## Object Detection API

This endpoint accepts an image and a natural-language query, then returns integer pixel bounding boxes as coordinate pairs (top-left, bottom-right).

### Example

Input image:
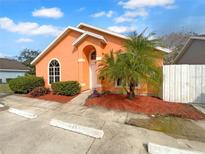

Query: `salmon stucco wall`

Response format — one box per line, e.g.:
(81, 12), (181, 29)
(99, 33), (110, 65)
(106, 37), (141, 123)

(35, 30), (82, 87)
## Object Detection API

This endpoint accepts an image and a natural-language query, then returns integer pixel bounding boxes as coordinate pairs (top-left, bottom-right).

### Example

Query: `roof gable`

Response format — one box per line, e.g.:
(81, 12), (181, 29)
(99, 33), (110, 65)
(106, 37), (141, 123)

(72, 31), (107, 46)
(174, 37), (205, 63)
(77, 23), (129, 40)
(31, 26), (84, 65)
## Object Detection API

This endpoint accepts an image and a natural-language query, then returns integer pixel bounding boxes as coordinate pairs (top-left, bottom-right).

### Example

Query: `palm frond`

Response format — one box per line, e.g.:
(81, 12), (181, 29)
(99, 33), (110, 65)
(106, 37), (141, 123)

(98, 30), (162, 98)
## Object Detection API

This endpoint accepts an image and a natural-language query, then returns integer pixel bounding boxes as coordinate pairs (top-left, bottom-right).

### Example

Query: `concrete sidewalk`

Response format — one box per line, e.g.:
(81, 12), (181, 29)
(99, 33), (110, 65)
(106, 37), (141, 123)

(0, 94), (205, 154)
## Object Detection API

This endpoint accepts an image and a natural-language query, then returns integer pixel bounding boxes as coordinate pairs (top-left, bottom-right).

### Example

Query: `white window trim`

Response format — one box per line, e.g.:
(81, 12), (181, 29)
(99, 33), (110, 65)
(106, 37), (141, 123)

(115, 80), (122, 88)
(48, 58), (61, 85)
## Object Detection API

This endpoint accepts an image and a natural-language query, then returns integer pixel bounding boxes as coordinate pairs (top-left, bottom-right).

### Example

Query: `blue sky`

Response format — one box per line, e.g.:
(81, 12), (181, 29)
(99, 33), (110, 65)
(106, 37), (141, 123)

(0, 0), (205, 58)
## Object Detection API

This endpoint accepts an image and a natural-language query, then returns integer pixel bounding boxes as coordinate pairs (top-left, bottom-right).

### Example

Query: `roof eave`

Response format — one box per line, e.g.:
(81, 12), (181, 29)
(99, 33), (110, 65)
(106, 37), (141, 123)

(31, 26), (85, 65)
(155, 46), (172, 53)
(72, 31), (107, 46)
(0, 69), (30, 72)
(77, 23), (129, 40)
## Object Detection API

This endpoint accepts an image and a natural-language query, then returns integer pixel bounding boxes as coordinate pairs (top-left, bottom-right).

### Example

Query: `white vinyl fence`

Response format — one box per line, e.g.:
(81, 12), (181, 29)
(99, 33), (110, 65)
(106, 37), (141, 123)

(163, 65), (205, 104)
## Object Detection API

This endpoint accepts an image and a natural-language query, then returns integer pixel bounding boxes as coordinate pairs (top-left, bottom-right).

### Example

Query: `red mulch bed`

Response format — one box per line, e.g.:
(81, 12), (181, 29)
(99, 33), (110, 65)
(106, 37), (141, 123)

(85, 94), (205, 120)
(27, 93), (76, 103)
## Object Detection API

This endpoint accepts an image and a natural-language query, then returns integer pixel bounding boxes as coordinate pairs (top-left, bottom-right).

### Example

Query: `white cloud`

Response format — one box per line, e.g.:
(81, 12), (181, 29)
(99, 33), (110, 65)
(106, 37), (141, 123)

(114, 9), (148, 23)
(0, 17), (63, 36)
(91, 10), (114, 18)
(107, 25), (136, 33)
(0, 53), (5, 58)
(32, 7), (63, 18)
(92, 11), (105, 18)
(114, 16), (134, 23)
(107, 10), (114, 17)
(76, 7), (86, 12)
(16, 38), (33, 43)
(124, 9), (148, 17)
(0, 52), (11, 58)
(119, 0), (175, 9)
(165, 5), (177, 9)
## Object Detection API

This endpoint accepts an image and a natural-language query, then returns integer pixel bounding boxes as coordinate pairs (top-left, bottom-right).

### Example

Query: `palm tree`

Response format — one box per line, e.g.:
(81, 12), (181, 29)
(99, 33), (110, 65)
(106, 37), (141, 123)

(98, 31), (162, 99)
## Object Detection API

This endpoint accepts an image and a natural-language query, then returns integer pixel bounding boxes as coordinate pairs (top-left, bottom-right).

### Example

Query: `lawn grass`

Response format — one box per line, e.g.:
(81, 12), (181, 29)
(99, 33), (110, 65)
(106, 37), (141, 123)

(126, 116), (205, 142)
(0, 84), (13, 94)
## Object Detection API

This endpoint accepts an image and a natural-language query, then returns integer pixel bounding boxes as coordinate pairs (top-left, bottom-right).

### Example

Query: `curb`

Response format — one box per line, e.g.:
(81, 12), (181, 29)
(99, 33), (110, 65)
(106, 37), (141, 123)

(50, 118), (104, 138)
(148, 142), (205, 154)
(8, 108), (38, 119)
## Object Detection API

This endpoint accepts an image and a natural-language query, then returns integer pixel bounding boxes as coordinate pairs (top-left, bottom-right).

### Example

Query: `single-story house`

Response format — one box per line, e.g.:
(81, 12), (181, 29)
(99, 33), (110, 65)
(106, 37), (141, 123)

(0, 58), (29, 83)
(174, 36), (205, 64)
(31, 23), (170, 95)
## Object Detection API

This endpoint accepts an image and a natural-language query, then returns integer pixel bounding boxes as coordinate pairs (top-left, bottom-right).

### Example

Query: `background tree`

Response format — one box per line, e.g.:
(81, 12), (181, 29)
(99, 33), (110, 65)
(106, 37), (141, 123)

(17, 49), (40, 75)
(160, 31), (197, 64)
(99, 32), (162, 99)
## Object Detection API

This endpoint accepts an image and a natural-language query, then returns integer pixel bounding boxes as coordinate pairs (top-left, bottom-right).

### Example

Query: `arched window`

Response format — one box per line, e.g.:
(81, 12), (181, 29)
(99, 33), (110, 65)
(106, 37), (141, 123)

(90, 51), (96, 60)
(49, 59), (60, 84)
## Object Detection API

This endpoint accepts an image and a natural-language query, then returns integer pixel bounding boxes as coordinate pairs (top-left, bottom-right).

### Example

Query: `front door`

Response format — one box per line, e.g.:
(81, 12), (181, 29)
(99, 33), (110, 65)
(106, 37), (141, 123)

(90, 51), (97, 89)
(90, 61), (97, 89)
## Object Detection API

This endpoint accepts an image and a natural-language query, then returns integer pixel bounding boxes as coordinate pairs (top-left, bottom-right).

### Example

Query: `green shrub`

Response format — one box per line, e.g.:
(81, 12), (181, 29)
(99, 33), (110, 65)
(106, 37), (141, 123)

(30, 86), (50, 97)
(9, 76), (44, 94)
(51, 81), (81, 96)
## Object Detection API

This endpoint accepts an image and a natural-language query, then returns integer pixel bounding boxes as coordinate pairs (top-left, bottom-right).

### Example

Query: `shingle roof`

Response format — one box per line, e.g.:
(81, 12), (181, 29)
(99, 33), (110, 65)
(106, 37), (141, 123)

(0, 58), (29, 71)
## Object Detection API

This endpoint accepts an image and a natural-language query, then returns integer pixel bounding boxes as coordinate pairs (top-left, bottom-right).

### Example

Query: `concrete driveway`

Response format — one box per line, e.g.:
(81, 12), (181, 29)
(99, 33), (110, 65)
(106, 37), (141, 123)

(0, 93), (205, 154)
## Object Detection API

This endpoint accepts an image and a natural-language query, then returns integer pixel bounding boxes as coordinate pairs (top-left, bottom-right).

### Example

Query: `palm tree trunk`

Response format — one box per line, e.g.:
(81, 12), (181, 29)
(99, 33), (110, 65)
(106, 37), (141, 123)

(127, 82), (135, 99)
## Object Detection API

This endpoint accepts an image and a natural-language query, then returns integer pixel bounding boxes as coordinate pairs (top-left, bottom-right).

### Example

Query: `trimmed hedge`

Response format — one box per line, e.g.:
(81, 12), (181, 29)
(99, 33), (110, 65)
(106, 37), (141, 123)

(9, 76), (44, 94)
(51, 81), (81, 96)
(30, 86), (50, 97)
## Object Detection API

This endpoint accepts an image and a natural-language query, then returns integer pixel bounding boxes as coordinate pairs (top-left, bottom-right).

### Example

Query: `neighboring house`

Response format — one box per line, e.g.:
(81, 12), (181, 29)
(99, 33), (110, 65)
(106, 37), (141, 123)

(163, 36), (205, 103)
(174, 37), (205, 64)
(31, 23), (169, 95)
(0, 58), (29, 83)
